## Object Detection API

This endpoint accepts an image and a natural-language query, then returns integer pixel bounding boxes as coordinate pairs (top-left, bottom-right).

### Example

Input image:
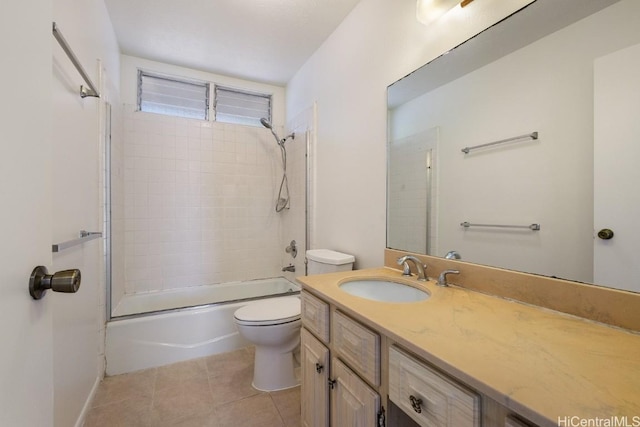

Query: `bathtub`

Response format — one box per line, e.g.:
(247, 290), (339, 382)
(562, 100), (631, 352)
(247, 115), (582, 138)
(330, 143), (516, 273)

(105, 277), (300, 375)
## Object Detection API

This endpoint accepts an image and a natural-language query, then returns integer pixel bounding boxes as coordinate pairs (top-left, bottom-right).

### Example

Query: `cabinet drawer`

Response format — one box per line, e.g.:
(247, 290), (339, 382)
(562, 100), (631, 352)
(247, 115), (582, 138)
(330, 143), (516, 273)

(301, 291), (330, 343)
(332, 311), (380, 386)
(389, 346), (481, 427)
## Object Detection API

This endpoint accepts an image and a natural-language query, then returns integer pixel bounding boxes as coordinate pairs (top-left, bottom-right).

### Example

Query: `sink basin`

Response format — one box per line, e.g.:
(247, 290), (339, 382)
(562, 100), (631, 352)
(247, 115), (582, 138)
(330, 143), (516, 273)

(339, 280), (430, 303)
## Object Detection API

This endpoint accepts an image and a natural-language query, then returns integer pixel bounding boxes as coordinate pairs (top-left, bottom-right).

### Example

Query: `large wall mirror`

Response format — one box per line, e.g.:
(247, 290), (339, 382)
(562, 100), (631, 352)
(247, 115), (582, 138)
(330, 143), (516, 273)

(387, 0), (640, 293)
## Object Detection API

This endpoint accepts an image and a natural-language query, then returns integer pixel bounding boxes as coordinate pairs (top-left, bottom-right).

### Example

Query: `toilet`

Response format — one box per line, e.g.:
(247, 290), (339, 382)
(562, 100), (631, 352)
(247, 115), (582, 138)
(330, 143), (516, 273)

(306, 249), (355, 275)
(233, 249), (354, 392)
(234, 296), (302, 391)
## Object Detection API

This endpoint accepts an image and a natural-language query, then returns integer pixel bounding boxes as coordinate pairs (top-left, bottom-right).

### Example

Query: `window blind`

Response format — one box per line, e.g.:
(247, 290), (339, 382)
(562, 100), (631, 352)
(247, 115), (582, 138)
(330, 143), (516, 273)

(138, 71), (209, 120)
(215, 86), (271, 127)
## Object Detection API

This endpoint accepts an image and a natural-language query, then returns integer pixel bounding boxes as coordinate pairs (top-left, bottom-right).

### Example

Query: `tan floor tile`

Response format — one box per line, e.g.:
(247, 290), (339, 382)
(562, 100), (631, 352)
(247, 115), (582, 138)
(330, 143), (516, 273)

(156, 357), (208, 391)
(85, 396), (152, 427)
(215, 394), (284, 427)
(205, 347), (253, 378)
(89, 348), (301, 427)
(209, 360), (262, 406)
(154, 409), (222, 427)
(92, 368), (157, 407)
(151, 377), (214, 425)
(271, 386), (301, 427)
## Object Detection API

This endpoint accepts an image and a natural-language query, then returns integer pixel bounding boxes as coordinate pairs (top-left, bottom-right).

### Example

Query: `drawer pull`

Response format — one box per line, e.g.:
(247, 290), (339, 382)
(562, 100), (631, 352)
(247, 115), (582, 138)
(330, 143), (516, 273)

(315, 363), (324, 373)
(328, 379), (337, 389)
(409, 395), (423, 414)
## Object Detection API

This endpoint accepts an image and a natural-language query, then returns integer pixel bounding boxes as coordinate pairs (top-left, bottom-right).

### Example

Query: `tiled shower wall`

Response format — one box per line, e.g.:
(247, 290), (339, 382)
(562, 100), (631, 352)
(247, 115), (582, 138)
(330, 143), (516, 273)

(121, 106), (287, 295)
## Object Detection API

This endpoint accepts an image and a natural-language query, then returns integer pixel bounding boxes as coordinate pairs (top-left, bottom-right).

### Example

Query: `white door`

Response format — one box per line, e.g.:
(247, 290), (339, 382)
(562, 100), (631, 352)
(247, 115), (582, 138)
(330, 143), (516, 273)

(0, 3), (54, 426)
(594, 42), (640, 293)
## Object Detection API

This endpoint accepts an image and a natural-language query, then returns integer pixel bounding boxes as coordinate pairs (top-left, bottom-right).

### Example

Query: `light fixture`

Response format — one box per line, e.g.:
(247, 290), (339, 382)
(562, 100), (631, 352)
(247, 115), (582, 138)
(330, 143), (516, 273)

(416, 0), (474, 26)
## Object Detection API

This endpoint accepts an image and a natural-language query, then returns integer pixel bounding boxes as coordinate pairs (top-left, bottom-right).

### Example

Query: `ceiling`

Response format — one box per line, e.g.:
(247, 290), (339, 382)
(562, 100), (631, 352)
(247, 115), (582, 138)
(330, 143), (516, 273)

(104, 0), (362, 86)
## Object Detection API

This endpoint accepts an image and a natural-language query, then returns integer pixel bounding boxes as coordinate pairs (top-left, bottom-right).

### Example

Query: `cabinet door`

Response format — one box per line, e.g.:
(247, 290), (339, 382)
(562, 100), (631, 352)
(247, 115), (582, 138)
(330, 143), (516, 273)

(301, 328), (330, 427)
(331, 358), (380, 427)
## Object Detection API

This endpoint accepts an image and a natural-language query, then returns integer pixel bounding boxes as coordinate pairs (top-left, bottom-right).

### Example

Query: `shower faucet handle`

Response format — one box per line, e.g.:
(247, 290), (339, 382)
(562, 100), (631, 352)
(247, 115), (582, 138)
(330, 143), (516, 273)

(285, 240), (297, 258)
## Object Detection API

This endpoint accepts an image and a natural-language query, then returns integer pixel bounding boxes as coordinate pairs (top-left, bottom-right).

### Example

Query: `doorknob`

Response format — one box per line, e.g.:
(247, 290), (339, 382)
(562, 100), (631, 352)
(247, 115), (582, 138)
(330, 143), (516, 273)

(29, 266), (81, 300)
(597, 229), (614, 240)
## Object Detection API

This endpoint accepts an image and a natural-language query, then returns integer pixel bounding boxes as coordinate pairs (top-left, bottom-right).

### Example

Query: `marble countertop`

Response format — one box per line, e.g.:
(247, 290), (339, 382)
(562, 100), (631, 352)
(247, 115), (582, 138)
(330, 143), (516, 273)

(297, 267), (640, 427)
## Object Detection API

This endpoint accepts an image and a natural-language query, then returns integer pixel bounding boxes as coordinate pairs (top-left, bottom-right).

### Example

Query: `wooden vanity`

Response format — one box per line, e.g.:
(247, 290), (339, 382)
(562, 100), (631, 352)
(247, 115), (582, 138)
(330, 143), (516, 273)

(296, 250), (640, 427)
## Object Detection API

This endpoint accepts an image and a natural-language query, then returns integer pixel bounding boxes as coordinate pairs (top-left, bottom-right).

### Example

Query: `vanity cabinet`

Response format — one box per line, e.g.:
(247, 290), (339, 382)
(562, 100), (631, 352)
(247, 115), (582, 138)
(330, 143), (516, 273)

(300, 291), (382, 427)
(300, 289), (540, 427)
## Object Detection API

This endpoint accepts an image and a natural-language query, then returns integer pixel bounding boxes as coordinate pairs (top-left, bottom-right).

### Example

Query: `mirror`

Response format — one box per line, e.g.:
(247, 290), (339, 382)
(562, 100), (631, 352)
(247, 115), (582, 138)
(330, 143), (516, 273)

(387, 0), (640, 292)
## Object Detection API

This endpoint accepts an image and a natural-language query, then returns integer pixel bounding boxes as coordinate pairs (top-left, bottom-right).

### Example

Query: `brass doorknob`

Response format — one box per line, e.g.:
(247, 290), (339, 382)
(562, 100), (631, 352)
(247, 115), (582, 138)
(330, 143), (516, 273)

(597, 229), (614, 240)
(29, 266), (81, 300)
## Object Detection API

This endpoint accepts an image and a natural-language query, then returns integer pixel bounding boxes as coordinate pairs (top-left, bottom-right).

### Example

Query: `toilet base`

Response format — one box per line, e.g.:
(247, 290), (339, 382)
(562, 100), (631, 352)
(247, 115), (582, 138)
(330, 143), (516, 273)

(252, 346), (299, 392)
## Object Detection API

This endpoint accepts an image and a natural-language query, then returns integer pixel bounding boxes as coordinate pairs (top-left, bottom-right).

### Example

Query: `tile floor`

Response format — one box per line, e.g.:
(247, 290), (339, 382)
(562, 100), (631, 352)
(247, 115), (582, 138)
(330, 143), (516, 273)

(85, 346), (300, 426)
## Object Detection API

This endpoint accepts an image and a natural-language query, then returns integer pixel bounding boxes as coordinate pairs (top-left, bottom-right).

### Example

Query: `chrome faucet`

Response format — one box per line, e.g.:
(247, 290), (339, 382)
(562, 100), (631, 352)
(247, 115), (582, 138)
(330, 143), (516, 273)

(282, 264), (295, 272)
(437, 269), (460, 287)
(396, 255), (427, 281)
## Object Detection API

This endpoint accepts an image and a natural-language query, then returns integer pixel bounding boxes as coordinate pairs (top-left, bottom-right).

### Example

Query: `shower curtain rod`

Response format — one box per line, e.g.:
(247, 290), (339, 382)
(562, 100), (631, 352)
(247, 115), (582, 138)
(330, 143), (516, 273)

(52, 22), (100, 98)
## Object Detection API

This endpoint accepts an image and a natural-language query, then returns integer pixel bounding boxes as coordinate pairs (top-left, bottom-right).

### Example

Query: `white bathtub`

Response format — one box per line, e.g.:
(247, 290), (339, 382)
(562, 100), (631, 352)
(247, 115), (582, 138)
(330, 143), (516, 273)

(105, 277), (300, 375)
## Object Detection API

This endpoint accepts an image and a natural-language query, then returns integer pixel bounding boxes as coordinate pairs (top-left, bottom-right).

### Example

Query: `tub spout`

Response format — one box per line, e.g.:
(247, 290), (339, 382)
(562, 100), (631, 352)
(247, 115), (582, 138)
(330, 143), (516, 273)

(282, 264), (295, 272)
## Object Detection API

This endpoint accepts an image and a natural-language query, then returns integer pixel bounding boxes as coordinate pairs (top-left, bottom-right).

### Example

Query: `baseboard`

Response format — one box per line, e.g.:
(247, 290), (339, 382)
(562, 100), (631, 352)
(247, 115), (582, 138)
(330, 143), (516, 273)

(74, 375), (101, 427)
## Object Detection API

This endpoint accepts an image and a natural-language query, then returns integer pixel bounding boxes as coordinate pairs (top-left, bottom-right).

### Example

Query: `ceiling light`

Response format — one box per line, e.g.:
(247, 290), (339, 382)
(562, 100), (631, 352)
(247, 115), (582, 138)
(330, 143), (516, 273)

(416, 0), (461, 26)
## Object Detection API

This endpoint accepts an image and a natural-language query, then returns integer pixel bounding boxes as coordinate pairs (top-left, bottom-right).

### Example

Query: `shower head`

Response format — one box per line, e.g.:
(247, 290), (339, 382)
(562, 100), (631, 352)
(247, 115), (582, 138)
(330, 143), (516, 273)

(260, 117), (286, 145)
(260, 118), (272, 129)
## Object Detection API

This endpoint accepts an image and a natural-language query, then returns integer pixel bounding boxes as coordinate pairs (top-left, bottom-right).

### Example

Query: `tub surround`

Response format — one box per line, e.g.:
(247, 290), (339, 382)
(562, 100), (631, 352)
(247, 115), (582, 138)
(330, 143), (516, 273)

(296, 250), (640, 426)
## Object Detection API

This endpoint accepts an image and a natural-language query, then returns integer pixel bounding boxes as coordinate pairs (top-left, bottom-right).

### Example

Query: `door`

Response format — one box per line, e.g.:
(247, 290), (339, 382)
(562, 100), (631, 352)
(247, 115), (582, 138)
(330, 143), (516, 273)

(331, 358), (380, 427)
(301, 328), (330, 427)
(0, 2), (54, 425)
(594, 42), (640, 292)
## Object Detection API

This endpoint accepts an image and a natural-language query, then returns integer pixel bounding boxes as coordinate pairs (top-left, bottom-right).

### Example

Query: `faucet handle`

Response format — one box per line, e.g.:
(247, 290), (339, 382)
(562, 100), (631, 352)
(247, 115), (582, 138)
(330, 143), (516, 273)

(437, 269), (460, 287)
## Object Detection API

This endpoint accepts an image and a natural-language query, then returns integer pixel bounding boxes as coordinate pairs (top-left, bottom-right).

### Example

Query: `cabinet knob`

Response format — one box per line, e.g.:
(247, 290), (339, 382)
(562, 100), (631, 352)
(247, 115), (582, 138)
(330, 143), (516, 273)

(315, 363), (324, 374)
(328, 379), (336, 389)
(29, 266), (81, 300)
(409, 395), (423, 413)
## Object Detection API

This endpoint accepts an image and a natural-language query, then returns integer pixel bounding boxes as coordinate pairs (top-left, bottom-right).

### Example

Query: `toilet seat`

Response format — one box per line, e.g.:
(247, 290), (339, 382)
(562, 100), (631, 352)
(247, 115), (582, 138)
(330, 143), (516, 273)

(234, 296), (301, 326)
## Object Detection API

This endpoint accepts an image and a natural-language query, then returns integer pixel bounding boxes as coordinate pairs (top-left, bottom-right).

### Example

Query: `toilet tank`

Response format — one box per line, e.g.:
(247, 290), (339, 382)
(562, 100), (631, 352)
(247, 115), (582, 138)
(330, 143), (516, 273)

(306, 249), (355, 275)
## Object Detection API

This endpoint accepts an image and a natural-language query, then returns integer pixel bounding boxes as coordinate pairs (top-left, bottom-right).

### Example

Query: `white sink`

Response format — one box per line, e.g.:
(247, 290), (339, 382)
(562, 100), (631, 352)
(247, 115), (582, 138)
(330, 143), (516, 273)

(339, 279), (430, 303)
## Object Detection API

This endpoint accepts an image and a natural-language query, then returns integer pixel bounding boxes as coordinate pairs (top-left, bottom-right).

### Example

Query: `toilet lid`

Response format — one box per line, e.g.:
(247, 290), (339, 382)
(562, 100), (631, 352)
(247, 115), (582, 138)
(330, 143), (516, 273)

(234, 296), (301, 325)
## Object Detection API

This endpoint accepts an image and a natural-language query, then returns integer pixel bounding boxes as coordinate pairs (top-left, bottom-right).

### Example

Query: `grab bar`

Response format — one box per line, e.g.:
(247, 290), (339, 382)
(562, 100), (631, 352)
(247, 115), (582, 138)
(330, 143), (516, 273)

(461, 222), (541, 231)
(52, 22), (100, 98)
(52, 230), (103, 253)
(461, 132), (538, 154)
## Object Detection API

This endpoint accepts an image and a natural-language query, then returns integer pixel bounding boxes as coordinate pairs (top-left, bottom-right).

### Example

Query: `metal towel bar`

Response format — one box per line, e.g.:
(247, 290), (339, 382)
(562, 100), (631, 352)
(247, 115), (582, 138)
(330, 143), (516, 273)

(52, 230), (103, 253)
(461, 222), (541, 231)
(461, 132), (538, 154)
(52, 22), (100, 98)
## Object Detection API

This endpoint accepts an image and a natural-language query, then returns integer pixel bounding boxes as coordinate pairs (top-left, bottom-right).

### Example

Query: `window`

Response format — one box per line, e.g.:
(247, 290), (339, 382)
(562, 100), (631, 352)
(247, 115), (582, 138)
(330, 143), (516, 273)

(214, 86), (272, 127)
(137, 70), (209, 120)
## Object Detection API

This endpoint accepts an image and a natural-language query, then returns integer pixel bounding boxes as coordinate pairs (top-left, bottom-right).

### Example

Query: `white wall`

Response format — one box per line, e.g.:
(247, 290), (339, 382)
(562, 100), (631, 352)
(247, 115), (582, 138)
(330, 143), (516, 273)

(51, 0), (120, 426)
(286, 0), (533, 269)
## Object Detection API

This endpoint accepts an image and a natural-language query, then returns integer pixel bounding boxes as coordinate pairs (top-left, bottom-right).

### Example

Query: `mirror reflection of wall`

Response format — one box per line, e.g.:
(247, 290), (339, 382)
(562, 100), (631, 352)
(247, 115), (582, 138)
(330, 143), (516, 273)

(387, 0), (640, 288)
